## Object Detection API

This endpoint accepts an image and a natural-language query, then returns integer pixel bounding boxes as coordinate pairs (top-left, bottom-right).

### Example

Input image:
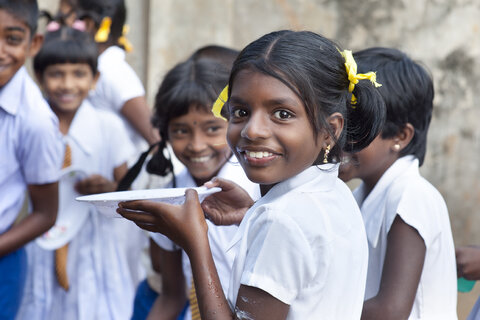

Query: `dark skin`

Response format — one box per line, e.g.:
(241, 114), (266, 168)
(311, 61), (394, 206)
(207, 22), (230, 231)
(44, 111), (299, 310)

(0, 183), (58, 257)
(456, 246), (480, 280)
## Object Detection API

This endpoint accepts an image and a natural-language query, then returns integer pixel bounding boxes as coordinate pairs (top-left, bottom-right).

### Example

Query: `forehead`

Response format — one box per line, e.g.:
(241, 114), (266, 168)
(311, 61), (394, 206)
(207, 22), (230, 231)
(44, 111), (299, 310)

(170, 105), (223, 125)
(0, 9), (30, 35)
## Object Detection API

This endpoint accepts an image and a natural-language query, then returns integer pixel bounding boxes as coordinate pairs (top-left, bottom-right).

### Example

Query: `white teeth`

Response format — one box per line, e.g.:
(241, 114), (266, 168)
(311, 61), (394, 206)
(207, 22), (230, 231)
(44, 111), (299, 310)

(245, 151), (273, 159)
(191, 156), (210, 163)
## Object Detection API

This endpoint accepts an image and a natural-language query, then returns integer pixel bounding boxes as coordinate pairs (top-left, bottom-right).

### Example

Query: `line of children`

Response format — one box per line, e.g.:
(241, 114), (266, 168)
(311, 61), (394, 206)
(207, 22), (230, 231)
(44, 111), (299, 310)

(117, 30), (387, 319)
(339, 47), (458, 319)
(0, 1), (63, 319)
(16, 25), (140, 320)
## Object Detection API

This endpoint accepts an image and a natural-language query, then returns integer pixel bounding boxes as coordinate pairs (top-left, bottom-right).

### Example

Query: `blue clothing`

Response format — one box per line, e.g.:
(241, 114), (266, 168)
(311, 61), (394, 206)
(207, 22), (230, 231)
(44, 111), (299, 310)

(131, 279), (188, 320)
(0, 247), (27, 319)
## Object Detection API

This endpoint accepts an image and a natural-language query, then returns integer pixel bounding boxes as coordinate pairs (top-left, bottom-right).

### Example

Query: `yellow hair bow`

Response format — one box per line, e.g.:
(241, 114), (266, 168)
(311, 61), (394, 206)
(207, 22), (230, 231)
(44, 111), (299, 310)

(212, 85), (229, 121)
(118, 24), (133, 52)
(338, 49), (382, 105)
(95, 17), (111, 43)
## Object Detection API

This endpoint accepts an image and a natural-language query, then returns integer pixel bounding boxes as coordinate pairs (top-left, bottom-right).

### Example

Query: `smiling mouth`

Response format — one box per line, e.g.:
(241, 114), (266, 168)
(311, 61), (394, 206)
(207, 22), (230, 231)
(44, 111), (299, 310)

(245, 151), (274, 159)
(190, 155), (212, 163)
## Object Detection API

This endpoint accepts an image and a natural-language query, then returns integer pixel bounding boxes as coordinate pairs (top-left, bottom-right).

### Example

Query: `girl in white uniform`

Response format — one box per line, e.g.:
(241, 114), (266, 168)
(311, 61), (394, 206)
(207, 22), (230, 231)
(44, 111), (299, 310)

(117, 30), (386, 319)
(339, 48), (457, 319)
(17, 26), (138, 320)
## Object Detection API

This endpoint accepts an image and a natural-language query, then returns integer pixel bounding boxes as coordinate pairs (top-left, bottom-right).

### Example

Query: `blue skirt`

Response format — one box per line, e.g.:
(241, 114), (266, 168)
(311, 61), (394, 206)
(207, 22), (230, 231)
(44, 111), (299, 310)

(0, 247), (27, 320)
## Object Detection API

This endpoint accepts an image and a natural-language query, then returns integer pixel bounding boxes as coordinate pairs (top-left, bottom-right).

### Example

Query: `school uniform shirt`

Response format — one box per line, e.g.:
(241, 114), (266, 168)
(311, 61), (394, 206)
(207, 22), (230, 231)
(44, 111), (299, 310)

(150, 157), (260, 320)
(353, 155), (457, 319)
(228, 165), (369, 319)
(0, 66), (63, 234)
(17, 101), (141, 320)
(87, 45), (147, 150)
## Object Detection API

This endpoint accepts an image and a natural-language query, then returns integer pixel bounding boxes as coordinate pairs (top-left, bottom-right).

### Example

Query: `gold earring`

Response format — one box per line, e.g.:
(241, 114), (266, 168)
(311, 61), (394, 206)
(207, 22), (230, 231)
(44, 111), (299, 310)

(323, 145), (331, 164)
(393, 143), (401, 151)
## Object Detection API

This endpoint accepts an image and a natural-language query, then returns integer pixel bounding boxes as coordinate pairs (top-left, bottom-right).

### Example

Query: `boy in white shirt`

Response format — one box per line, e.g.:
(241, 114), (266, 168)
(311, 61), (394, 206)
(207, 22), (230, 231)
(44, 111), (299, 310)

(339, 47), (457, 319)
(0, 1), (63, 318)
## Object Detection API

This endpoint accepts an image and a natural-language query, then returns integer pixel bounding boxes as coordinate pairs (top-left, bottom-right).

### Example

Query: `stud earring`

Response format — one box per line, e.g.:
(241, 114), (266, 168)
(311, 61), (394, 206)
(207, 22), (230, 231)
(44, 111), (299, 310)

(393, 143), (401, 151)
(323, 145), (331, 164)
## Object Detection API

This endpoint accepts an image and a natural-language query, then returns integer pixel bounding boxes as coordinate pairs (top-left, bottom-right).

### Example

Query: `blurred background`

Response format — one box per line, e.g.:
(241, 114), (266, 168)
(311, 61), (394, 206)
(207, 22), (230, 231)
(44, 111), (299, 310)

(37, 0), (480, 318)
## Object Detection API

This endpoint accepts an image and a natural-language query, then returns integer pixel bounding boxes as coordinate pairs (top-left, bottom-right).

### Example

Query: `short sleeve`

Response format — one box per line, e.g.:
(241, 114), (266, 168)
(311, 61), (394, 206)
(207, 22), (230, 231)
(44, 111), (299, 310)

(150, 232), (180, 251)
(240, 210), (317, 304)
(19, 107), (63, 185)
(97, 61), (145, 112)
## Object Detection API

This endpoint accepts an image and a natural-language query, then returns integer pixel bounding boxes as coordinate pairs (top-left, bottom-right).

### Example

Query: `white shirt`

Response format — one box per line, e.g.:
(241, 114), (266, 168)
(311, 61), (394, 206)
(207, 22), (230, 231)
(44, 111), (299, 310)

(87, 46), (146, 149)
(0, 67), (63, 234)
(228, 165), (368, 319)
(18, 101), (140, 320)
(151, 157), (260, 320)
(354, 156), (457, 320)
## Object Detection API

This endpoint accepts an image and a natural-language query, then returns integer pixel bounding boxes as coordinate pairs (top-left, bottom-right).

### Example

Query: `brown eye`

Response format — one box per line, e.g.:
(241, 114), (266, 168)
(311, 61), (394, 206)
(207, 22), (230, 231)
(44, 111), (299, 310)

(273, 110), (293, 120)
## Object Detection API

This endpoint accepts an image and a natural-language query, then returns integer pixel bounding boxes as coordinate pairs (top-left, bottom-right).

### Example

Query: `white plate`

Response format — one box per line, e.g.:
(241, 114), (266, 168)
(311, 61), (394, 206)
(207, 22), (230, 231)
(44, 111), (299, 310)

(36, 167), (90, 250)
(76, 186), (221, 218)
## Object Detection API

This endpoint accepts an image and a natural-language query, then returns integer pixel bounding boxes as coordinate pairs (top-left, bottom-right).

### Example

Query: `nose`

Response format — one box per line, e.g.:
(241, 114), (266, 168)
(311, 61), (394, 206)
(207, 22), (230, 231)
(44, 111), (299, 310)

(187, 132), (207, 153)
(62, 74), (75, 90)
(240, 111), (270, 141)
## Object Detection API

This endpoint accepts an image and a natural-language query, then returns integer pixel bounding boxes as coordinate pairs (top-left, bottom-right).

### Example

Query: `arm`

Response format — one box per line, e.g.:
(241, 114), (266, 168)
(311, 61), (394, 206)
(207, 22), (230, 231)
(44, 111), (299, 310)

(75, 162), (128, 195)
(361, 215), (426, 320)
(456, 246), (480, 280)
(0, 182), (58, 256)
(121, 96), (160, 145)
(118, 190), (290, 320)
(147, 239), (187, 320)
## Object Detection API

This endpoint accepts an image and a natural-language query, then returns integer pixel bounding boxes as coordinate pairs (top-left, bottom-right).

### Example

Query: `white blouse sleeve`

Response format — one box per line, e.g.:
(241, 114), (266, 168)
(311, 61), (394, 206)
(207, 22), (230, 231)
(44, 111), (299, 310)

(239, 209), (318, 304)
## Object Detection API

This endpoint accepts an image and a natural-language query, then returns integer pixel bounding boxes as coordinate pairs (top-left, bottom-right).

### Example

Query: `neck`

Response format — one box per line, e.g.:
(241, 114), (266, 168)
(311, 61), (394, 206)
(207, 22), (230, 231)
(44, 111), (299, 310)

(51, 104), (77, 135)
(362, 156), (399, 198)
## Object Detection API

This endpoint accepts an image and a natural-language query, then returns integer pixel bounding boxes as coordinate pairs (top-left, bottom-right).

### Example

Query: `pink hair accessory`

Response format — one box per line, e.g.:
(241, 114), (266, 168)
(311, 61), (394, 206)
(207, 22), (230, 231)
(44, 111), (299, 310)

(71, 20), (86, 32)
(46, 21), (61, 32)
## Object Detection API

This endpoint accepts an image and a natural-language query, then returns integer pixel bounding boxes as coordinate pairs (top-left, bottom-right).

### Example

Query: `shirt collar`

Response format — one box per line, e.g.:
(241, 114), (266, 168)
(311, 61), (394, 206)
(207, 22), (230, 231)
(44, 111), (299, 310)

(99, 46), (125, 64)
(355, 155), (418, 247)
(227, 164), (339, 250)
(0, 66), (27, 115)
(66, 100), (97, 155)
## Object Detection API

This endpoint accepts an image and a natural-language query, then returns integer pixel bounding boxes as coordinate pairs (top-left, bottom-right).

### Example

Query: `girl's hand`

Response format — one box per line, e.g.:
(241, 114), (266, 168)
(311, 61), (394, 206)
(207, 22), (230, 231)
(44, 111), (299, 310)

(75, 174), (117, 195)
(456, 246), (480, 280)
(202, 177), (254, 226)
(117, 189), (208, 253)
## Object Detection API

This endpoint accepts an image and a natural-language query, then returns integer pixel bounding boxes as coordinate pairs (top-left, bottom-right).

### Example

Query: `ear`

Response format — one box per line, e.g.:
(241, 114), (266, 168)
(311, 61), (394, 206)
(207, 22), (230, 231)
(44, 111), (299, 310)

(28, 34), (44, 58)
(391, 123), (415, 152)
(321, 112), (344, 148)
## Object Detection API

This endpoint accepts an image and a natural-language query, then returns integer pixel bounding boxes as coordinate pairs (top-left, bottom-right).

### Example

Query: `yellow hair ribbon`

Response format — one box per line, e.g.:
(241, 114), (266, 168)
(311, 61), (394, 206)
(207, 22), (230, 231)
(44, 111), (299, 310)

(118, 24), (133, 52)
(95, 17), (112, 43)
(212, 85), (229, 121)
(338, 49), (382, 105)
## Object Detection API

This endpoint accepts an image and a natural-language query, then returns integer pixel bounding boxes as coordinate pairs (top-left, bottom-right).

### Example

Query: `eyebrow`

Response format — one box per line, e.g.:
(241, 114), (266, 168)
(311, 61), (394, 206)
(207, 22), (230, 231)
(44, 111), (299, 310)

(5, 26), (27, 33)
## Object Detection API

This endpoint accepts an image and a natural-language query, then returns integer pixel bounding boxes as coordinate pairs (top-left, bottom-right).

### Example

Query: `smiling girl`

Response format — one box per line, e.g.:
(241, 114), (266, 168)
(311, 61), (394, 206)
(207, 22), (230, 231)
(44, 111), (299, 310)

(118, 30), (385, 319)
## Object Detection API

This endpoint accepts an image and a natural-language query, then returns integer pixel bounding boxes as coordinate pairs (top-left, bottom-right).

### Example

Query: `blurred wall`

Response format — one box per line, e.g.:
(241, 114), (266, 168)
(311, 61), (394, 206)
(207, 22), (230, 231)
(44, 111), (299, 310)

(37, 0), (480, 318)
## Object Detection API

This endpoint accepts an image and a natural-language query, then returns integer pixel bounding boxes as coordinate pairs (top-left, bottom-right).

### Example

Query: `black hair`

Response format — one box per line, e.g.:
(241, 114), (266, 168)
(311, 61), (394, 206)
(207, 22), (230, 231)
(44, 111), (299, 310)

(74, 0), (126, 47)
(354, 47), (434, 166)
(227, 30), (386, 163)
(191, 45), (239, 70)
(33, 27), (98, 76)
(0, 0), (39, 34)
(146, 57), (231, 177)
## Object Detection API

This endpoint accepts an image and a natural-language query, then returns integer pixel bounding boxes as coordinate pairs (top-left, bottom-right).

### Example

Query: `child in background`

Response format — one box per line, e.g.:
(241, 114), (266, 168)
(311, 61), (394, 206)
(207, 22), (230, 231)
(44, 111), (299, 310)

(118, 30), (386, 319)
(131, 51), (260, 320)
(58, 0), (159, 150)
(17, 26), (138, 320)
(339, 47), (457, 319)
(0, 0), (63, 318)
